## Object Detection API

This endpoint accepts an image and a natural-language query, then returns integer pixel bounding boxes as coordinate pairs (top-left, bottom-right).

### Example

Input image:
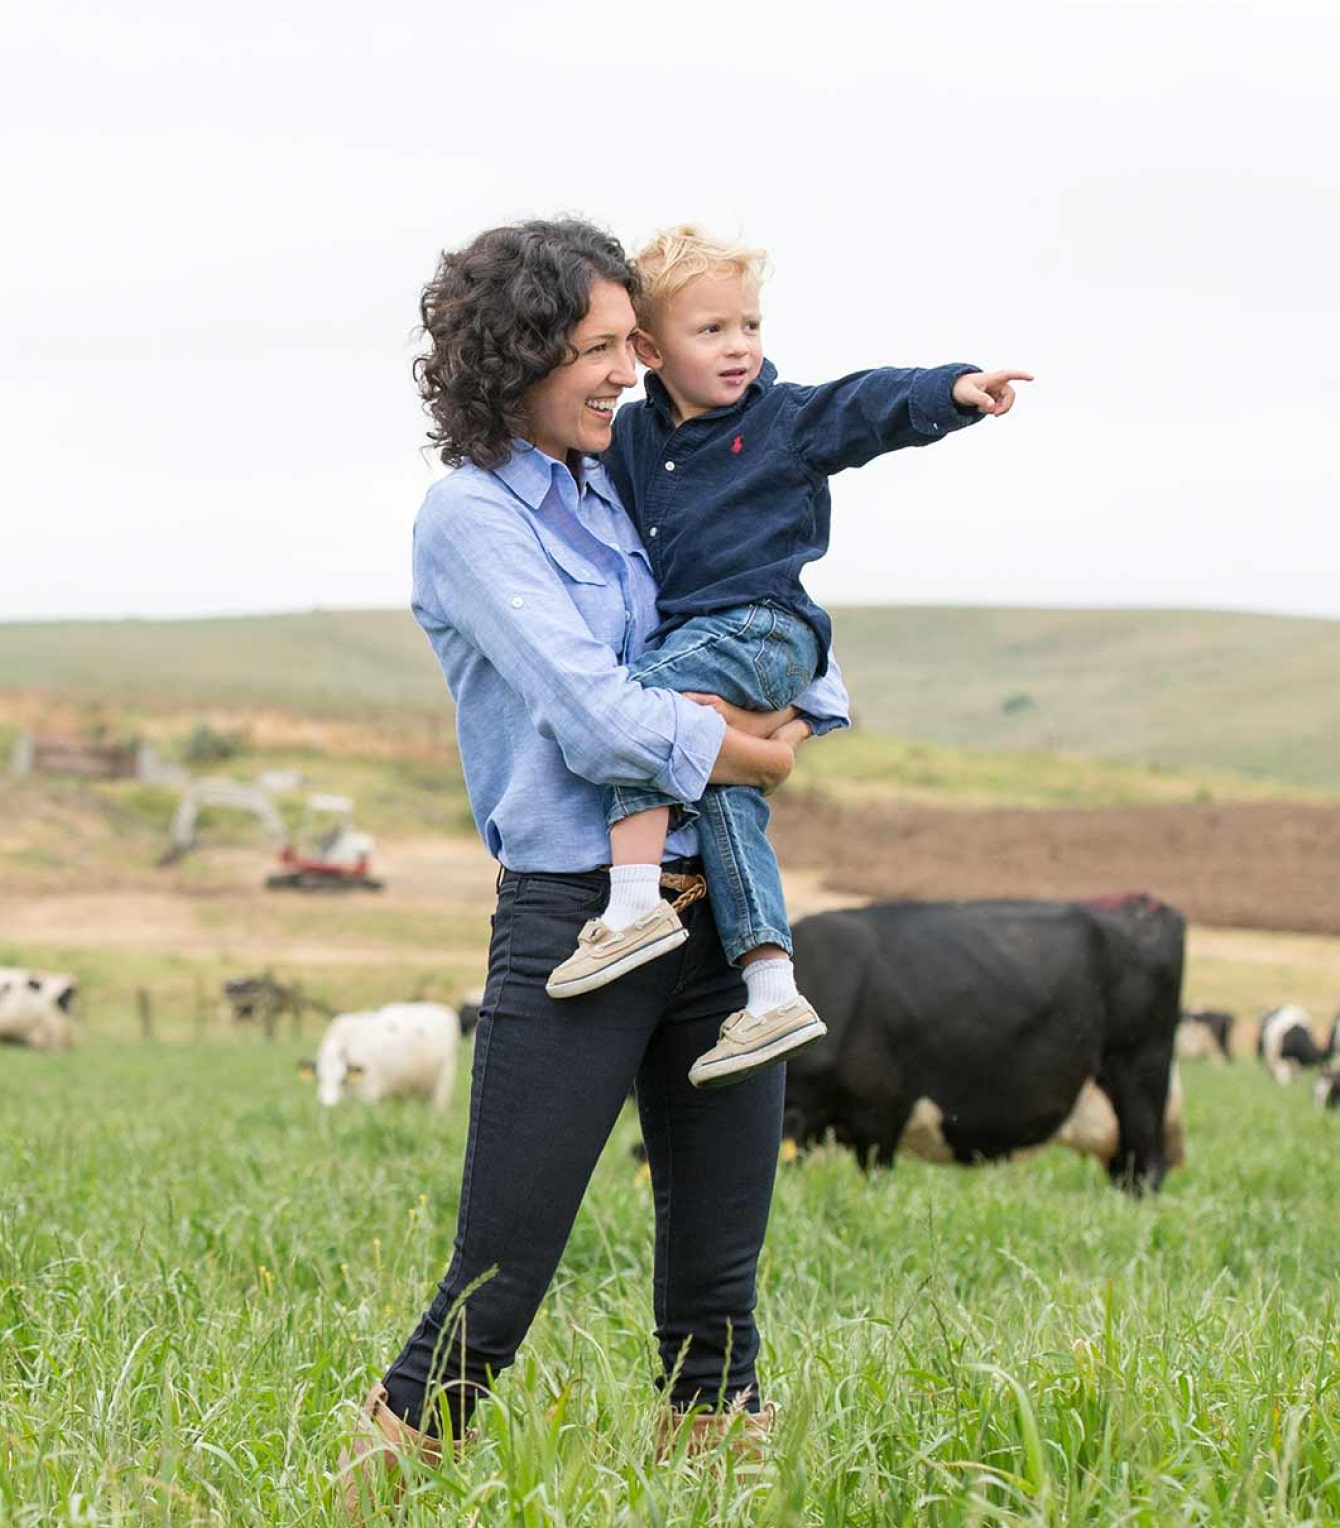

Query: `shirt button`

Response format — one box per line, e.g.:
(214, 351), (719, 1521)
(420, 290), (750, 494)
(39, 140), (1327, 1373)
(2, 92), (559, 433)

(510, 596), (524, 609)
(648, 526), (658, 538)
(664, 461), (675, 472)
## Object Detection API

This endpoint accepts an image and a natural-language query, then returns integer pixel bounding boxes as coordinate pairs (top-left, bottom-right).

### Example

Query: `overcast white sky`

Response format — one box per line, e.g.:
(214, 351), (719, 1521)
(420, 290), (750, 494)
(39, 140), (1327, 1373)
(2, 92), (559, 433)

(2, 0), (1337, 622)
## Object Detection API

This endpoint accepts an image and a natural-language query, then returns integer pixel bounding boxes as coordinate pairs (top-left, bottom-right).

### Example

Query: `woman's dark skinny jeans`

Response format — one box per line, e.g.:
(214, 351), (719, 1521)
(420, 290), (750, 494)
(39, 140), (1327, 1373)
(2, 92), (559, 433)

(381, 863), (785, 1438)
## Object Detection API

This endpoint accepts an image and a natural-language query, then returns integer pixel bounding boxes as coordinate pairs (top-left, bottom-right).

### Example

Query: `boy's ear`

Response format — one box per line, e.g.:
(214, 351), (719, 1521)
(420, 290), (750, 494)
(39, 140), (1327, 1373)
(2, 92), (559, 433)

(632, 330), (664, 371)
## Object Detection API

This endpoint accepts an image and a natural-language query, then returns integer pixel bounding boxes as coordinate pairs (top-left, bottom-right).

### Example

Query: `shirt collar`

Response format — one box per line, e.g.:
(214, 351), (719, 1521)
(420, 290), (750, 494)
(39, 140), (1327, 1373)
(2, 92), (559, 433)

(494, 440), (584, 509)
(495, 440), (614, 511)
(644, 358), (778, 426)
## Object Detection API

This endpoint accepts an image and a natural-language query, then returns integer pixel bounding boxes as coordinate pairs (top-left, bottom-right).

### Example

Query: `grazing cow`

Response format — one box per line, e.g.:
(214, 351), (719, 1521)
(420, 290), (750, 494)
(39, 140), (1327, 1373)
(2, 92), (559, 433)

(456, 986), (484, 1039)
(222, 973), (333, 1037)
(785, 894), (1185, 1192)
(1176, 1008), (1235, 1063)
(1313, 1027), (1340, 1108)
(0, 967), (79, 1050)
(1257, 1005), (1337, 1085)
(301, 1002), (460, 1110)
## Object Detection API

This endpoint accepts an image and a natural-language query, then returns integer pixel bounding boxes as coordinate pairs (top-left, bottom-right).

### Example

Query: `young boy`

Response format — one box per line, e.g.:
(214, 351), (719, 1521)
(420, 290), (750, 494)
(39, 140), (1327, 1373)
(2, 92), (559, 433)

(546, 225), (1030, 1087)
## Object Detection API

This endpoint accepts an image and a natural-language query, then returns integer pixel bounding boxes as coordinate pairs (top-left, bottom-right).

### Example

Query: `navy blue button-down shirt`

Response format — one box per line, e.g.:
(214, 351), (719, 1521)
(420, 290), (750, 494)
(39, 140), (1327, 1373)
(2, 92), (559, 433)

(606, 359), (982, 670)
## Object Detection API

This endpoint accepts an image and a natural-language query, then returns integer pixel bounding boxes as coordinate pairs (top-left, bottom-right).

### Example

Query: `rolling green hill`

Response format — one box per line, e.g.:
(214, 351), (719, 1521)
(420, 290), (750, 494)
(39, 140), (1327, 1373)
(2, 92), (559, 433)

(827, 606), (1340, 787)
(2, 605), (1338, 788)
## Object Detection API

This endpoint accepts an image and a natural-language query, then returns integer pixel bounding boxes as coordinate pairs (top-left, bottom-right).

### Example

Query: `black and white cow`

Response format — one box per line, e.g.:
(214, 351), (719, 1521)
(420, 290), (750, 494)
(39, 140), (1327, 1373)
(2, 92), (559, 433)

(785, 893), (1185, 1193)
(0, 967), (79, 1050)
(456, 986), (484, 1040)
(1314, 1025), (1340, 1108)
(1257, 1005), (1338, 1086)
(1176, 1008), (1235, 1063)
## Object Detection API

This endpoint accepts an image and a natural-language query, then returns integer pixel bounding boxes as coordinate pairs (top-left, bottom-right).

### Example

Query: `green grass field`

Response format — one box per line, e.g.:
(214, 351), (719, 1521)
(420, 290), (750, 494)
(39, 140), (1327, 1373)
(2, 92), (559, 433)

(4, 604), (1339, 1523)
(5, 603), (1340, 788)
(2, 1039), (1338, 1527)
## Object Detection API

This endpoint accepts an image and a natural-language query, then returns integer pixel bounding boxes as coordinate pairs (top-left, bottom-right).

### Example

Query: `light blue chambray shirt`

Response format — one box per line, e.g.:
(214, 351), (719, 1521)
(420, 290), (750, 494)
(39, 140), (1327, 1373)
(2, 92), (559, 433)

(411, 442), (851, 872)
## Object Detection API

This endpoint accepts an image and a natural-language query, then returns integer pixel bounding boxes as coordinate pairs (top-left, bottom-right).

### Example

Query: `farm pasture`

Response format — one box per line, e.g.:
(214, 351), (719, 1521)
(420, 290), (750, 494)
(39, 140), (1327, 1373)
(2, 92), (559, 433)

(3, 659), (1340, 1523)
(2, 1032), (1339, 1526)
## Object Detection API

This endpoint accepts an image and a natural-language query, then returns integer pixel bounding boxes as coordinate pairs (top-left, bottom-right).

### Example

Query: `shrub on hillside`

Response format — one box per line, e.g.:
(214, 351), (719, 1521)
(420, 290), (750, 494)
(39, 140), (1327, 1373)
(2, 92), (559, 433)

(182, 723), (250, 764)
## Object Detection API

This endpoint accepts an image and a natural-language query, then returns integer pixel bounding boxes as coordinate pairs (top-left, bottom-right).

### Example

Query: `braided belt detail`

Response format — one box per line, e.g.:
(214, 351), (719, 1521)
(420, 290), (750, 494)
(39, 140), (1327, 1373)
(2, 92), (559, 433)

(660, 872), (708, 914)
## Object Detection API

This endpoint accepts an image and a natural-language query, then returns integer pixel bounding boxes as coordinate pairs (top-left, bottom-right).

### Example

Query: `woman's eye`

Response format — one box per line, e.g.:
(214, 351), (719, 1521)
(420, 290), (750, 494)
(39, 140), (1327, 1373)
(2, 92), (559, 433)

(587, 342), (608, 355)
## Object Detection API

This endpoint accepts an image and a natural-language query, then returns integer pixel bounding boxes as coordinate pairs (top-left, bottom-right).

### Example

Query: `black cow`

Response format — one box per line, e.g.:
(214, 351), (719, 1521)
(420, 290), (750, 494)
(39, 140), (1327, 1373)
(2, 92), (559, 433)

(222, 973), (333, 1038)
(785, 893), (1185, 1193)
(1258, 1006), (1339, 1085)
(1177, 1008), (1235, 1062)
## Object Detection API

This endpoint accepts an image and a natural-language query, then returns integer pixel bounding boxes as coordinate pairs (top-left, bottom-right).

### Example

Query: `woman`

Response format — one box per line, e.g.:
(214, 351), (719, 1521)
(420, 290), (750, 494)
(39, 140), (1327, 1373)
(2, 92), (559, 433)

(343, 219), (849, 1505)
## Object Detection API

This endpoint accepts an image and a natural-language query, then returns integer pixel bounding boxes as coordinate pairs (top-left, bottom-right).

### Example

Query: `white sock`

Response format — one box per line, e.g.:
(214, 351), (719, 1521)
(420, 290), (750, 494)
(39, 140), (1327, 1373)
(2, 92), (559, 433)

(743, 957), (798, 1016)
(602, 864), (663, 931)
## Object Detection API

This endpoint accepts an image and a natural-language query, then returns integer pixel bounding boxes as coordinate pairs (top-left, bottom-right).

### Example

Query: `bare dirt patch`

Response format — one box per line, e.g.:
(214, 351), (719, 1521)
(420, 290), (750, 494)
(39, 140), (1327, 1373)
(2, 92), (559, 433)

(0, 839), (850, 965)
(0, 837), (499, 964)
(772, 796), (1340, 937)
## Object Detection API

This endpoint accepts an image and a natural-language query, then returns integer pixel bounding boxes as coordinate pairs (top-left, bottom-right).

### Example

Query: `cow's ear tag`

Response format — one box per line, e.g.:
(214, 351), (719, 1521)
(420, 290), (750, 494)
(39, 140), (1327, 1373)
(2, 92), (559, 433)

(347, 1065), (366, 1082)
(297, 1061), (315, 1081)
(779, 1138), (800, 1165)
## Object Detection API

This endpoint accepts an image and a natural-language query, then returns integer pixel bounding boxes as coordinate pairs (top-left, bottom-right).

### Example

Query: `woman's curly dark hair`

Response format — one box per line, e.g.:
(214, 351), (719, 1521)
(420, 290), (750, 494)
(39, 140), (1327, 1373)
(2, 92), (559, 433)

(414, 219), (640, 470)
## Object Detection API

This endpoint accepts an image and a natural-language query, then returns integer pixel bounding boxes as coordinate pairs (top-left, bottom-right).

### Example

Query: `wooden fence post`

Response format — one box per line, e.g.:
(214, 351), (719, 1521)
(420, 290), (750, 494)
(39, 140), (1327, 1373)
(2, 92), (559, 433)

(137, 988), (154, 1042)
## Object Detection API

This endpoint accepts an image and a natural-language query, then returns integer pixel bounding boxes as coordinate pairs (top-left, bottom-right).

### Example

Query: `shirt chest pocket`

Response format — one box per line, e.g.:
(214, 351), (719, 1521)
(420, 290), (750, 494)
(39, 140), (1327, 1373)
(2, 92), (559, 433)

(540, 537), (630, 655)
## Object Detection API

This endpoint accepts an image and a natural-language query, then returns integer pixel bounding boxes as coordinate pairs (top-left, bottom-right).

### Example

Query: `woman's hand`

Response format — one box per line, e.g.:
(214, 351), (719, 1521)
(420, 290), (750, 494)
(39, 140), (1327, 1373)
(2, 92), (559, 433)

(685, 693), (806, 741)
(708, 727), (796, 791)
(770, 716), (814, 747)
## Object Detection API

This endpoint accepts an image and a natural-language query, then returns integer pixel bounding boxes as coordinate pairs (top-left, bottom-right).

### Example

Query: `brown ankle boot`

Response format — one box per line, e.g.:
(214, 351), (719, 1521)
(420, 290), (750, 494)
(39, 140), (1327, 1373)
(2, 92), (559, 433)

(337, 1383), (446, 1519)
(655, 1400), (777, 1464)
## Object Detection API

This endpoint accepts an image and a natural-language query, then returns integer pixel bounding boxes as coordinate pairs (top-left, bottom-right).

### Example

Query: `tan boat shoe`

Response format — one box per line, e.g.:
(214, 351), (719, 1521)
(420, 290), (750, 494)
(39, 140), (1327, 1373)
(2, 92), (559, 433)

(545, 901), (689, 998)
(655, 1399), (777, 1464)
(688, 997), (827, 1088)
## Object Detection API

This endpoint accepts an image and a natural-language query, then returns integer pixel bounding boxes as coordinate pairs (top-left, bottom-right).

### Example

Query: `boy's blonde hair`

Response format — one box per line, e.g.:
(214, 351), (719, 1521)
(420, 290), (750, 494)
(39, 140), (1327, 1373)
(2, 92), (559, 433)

(632, 224), (769, 330)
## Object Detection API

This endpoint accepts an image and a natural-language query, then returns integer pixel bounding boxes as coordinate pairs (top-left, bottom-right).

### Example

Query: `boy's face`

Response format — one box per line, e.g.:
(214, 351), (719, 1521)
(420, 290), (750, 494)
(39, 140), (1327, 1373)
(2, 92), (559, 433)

(636, 270), (763, 423)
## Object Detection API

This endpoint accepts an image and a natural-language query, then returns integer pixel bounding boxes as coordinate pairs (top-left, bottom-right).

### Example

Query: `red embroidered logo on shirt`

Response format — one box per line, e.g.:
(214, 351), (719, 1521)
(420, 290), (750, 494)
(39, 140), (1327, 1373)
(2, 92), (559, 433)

(731, 435), (743, 455)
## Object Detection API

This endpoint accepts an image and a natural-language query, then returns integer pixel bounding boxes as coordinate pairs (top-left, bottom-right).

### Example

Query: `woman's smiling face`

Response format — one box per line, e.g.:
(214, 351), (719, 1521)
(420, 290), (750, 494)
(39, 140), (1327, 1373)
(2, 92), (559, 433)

(522, 279), (639, 462)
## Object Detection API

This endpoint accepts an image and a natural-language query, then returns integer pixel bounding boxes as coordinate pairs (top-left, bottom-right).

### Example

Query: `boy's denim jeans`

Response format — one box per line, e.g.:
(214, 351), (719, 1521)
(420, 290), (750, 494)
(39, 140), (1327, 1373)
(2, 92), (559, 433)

(607, 602), (821, 963)
(380, 863), (783, 1437)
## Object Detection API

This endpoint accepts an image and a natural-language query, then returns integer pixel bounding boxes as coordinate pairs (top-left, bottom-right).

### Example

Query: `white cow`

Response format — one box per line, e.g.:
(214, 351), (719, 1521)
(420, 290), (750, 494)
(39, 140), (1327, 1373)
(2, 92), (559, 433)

(306, 1002), (459, 1110)
(0, 967), (78, 1050)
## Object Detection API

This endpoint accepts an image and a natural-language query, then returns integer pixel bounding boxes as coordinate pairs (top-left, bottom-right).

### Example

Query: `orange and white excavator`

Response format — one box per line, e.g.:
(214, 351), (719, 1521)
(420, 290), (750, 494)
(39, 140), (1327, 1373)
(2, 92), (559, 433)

(160, 782), (384, 891)
(266, 793), (383, 892)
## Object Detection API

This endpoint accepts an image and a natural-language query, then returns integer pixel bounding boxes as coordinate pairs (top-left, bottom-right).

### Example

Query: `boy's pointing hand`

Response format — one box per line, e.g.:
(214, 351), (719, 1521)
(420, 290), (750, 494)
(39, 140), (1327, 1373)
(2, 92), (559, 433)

(952, 369), (1034, 416)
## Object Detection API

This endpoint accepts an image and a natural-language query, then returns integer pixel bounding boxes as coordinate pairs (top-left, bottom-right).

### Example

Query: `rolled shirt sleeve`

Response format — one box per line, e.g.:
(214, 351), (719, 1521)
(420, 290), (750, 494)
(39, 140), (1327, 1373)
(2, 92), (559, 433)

(793, 648), (851, 738)
(413, 491), (725, 804)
